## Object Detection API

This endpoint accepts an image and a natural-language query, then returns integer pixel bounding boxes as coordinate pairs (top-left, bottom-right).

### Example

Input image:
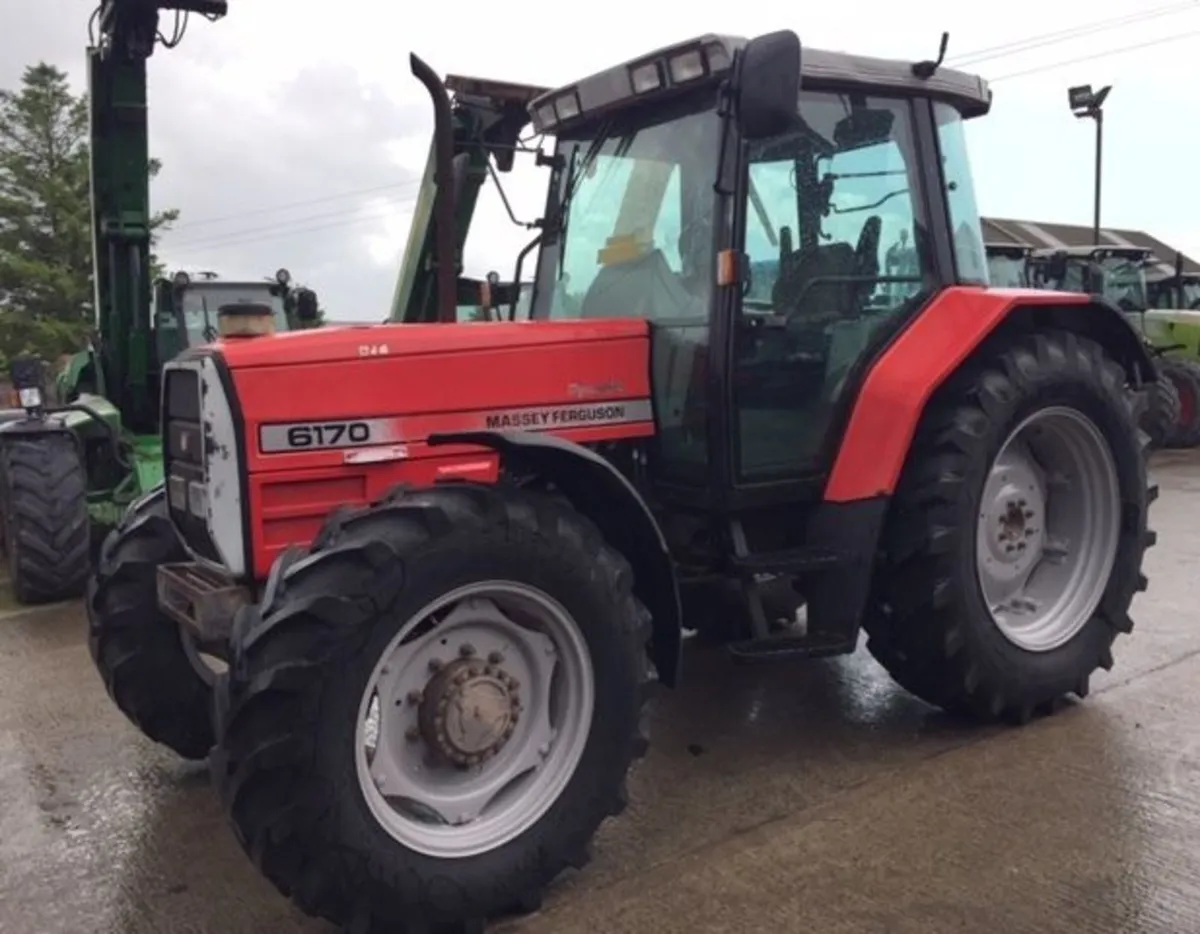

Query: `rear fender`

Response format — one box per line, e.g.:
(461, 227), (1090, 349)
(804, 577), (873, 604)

(826, 288), (1154, 504)
(429, 430), (683, 687)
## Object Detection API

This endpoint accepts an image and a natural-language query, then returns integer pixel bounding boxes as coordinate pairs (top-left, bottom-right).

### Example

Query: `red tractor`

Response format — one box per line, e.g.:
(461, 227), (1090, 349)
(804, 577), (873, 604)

(88, 30), (1157, 934)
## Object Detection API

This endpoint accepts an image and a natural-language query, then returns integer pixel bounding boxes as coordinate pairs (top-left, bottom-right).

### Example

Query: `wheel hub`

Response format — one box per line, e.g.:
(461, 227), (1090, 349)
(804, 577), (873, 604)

(981, 473), (1043, 579)
(418, 656), (521, 766)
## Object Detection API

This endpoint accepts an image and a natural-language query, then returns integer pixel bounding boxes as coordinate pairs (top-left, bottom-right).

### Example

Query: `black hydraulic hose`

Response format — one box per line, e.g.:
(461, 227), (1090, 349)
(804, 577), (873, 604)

(410, 53), (457, 324)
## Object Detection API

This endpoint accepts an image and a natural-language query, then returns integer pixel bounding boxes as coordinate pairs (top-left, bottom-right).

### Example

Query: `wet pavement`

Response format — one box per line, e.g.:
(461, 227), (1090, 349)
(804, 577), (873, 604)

(2, 451), (1200, 934)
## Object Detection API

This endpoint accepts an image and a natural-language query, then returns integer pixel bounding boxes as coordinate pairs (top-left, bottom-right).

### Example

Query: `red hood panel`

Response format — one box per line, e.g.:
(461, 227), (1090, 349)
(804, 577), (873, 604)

(216, 319), (651, 368)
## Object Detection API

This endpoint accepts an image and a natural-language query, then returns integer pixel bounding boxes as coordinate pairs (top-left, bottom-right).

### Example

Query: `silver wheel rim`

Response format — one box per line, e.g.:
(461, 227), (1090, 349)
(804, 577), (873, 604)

(353, 581), (595, 860)
(975, 406), (1122, 652)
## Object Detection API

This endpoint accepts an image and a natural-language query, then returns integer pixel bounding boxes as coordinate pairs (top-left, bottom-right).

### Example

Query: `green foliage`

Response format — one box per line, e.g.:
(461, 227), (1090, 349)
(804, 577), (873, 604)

(0, 63), (177, 370)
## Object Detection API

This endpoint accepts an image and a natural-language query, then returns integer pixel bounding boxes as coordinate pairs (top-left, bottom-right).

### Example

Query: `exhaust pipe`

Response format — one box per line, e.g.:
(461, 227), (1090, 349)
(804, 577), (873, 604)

(409, 54), (457, 324)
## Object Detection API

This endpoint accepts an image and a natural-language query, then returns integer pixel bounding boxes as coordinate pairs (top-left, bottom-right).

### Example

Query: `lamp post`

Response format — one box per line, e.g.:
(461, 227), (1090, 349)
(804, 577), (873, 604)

(1067, 83), (1112, 245)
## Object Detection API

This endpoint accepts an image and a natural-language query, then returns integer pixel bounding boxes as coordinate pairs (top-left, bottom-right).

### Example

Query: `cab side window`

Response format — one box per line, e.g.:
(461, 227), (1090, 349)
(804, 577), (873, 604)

(734, 93), (933, 481)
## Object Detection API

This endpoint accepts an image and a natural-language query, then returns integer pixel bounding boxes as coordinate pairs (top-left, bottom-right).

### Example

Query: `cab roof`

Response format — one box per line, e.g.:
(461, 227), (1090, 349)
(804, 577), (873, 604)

(529, 32), (992, 134)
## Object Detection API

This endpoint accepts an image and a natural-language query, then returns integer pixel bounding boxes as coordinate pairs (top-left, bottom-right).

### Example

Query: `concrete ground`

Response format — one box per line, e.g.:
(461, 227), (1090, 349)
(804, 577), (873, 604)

(3, 452), (1200, 934)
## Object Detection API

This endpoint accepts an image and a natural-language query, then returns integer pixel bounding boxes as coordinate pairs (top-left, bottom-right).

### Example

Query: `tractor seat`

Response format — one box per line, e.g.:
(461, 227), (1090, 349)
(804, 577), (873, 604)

(771, 242), (860, 321)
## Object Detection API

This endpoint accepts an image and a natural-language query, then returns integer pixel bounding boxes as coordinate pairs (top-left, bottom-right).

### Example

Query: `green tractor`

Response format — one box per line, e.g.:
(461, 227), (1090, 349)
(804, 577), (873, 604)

(1028, 244), (1200, 449)
(0, 0), (320, 605)
(1146, 252), (1200, 358)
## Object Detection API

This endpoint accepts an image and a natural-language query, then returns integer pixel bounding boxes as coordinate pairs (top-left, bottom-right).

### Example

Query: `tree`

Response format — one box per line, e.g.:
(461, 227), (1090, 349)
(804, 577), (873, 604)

(0, 63), (177, 369)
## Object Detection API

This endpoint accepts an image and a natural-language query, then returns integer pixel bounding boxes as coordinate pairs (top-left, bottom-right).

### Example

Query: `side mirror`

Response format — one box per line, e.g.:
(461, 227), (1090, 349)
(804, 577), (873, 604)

(294, 288), (320, 323)
(735, 30), (801, 141)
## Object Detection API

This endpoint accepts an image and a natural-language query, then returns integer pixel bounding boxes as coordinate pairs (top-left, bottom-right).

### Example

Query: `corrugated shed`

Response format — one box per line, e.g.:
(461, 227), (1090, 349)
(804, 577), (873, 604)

(982, 216), (1199, 279)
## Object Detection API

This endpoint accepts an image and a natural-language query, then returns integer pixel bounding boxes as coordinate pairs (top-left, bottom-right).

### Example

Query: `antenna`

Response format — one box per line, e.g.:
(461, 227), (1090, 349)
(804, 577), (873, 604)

(912, 32), (949, 79)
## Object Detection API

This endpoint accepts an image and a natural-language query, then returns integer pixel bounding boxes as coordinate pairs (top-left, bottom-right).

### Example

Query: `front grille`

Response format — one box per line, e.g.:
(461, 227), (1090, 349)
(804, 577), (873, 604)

(162, 367), (221, 563)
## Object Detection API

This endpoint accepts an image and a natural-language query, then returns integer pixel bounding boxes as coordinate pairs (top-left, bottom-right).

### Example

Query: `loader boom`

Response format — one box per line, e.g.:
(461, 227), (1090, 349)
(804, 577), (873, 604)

(87, 0), (229, 432)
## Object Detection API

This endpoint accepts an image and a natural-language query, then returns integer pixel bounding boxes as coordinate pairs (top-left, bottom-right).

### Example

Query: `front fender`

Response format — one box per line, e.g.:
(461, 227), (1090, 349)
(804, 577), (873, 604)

(429, 429), (683, 687)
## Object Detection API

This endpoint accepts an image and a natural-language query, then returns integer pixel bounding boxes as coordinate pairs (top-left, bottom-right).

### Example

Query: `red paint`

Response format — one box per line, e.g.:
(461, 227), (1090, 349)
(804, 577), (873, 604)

(222, 319), (655, 576)
(823, 287), (1092, 503)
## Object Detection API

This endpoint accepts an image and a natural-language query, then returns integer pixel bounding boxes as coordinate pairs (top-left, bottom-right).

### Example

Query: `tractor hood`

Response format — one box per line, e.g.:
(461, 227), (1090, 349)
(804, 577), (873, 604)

(212, 320), (649, 368)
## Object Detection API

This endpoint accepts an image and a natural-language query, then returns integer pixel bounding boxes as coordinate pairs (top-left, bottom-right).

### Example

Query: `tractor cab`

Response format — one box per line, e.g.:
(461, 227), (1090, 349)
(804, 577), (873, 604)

(985, 242), (1032, 288)
(1030, 245), (1153, 312)
(505, 34), (993, 493)
(154, 268), (320, 357)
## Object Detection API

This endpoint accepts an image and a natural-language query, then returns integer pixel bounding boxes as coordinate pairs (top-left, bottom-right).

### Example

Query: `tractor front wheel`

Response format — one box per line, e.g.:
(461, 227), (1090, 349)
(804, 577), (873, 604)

(865, 331), (1154, 723)
(0, 432), (90, 604)
(87, 487), (216, 759)
(211, 483), (653, 933)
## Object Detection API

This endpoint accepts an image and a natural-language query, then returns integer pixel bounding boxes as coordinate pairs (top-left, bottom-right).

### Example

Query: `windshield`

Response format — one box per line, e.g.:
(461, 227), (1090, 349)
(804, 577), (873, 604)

(530, 97), (721, 323)
(987, 254), (1029, 288)
(1099, 257), (1147, 310)
(177, 283), (289, 344)
(1185, 280), (1200, 309)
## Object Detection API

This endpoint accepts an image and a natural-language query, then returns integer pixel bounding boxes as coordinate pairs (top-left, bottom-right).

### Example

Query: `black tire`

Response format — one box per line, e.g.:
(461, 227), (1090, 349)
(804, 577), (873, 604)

(0, 432), (90, 604)
(87, 487), (215, 759)
(1160, 357), (1200, 448)
(211, 483), (654, 934)
(864, 331), (1154, 723)
(1141, 361), (1182, 451)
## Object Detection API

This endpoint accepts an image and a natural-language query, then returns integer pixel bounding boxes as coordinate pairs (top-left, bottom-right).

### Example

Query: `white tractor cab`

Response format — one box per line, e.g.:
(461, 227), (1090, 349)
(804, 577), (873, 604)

(985, 242), (1032, 288)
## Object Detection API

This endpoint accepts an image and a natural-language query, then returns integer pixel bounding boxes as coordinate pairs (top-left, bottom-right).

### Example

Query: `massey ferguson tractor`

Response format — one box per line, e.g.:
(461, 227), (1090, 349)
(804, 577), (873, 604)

(88, 29), (1158, 934)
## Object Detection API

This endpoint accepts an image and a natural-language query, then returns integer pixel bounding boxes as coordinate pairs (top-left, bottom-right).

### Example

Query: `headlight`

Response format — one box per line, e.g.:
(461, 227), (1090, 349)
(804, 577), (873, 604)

(668, 49), (705, 84)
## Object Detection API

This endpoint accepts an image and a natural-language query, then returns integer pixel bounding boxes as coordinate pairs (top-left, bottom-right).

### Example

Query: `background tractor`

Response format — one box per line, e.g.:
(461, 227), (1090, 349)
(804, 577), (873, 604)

(88, 28), (1158, 933)
(0, 0), (320, 605)
(985, 241), (1032, 288)
(1029, 244), (1200, 449)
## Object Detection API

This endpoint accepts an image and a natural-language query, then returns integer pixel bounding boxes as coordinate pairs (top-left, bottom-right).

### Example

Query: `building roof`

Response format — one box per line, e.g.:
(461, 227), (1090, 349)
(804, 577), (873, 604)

(982, 216), (1200, 280)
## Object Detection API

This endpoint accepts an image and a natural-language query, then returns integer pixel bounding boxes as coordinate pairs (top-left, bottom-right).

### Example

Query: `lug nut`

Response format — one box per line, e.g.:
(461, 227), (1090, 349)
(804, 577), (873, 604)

(460, 644), (476, 658)
(487, 651), (503, 665)
(428, 658), (443, 672)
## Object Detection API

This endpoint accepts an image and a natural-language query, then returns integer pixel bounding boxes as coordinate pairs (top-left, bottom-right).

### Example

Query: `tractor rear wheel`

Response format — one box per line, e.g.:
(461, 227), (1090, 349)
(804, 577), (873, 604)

(211, 483), (653, 933)
(1141, 361), (1181, 451)
(1160, 357), (1200, 448)
(0, 432), (90, 604)
(865, 331), (1154, 723)
(87, 487), (216, 759)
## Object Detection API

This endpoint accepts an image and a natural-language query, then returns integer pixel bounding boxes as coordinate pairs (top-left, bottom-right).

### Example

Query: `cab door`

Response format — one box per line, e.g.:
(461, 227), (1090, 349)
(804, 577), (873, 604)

(730, 92), (936, 485)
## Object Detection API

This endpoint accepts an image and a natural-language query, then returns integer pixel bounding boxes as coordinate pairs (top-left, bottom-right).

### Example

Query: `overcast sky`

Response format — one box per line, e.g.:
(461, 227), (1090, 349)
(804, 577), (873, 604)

(3, 0), (1198, 321)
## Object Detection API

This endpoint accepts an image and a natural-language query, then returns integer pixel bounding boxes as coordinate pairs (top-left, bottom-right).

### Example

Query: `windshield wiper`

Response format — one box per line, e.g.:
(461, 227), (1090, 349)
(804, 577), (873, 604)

(550, 121), (616, 276)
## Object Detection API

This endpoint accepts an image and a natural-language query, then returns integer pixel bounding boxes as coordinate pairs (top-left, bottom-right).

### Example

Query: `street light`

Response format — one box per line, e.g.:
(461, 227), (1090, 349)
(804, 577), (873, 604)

(1067, 83), (1112, 244)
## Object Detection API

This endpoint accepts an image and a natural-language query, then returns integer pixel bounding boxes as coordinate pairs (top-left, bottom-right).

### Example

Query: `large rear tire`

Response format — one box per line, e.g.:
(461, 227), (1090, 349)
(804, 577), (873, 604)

(864, 331), (1154, 723)
(0, 432), (90, 604)
(1160, 357), (1200, 449)
(211, 483), (653, 933)
(87, 487), (215, 759)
